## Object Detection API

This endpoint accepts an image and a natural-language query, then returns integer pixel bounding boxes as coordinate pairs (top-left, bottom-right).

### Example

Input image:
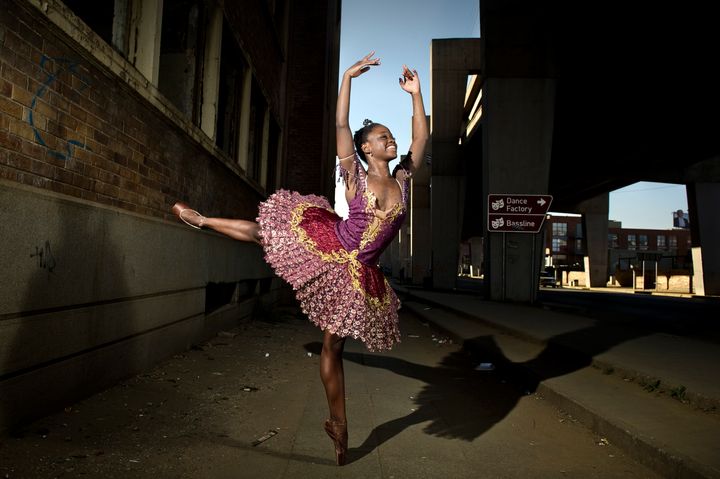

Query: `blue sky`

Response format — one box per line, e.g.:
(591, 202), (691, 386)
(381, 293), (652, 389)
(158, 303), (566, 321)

(338, 0), (687, 230)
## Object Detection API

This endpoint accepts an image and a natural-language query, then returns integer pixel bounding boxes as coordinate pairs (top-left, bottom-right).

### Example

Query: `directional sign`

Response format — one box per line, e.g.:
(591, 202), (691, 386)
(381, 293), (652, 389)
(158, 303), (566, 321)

(487, 194), (553, 233)
(488, 194), (553, 215)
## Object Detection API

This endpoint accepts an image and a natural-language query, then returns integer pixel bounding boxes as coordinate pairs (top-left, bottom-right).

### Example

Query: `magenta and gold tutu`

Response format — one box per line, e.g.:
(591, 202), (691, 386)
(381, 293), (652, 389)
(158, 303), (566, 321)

(256, 155), (409, 351)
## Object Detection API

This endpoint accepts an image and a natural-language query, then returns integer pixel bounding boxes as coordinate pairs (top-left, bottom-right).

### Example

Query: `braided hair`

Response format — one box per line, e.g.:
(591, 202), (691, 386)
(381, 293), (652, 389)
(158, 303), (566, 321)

(353, 119), (379, 164)
(354, 118), (412, 177)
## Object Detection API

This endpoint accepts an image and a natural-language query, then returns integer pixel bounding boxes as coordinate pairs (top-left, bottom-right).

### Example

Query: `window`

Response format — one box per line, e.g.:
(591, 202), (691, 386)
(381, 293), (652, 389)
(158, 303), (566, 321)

(627, 234), (636, 250)
(271, 0), (289, 52)
(158, 0), (207, 123)
(669, 236), (678, 249)
(575, 223), (583, 238)
(216, 20), (246, 157)
(575, 239), (583, 254)
(265, 117), (281, 190)
(608, 233), (619, 248)
(552, 238), (567, 253)
(247, 79), (268, 182)
(553, 222), (567, 237)
(639, 234), (648, 251)
(657, 235), (666, 250)
(62, 0), (131, 55)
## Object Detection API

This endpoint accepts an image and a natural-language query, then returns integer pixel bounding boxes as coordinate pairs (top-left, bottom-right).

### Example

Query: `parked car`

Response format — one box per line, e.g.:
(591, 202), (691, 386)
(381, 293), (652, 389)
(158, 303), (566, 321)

(539, 272), (558, 288)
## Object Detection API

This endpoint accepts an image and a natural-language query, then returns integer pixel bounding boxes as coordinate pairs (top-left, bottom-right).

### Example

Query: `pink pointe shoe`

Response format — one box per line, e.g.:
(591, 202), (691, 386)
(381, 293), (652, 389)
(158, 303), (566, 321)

(171, 201), (205, 229)
(324, 419), (348, 466)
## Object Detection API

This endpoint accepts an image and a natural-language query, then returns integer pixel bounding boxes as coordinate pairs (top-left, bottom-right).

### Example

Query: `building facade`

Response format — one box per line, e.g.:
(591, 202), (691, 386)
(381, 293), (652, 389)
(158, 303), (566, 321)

(0, 0), (340, 432)
(543, 215), (693, 290)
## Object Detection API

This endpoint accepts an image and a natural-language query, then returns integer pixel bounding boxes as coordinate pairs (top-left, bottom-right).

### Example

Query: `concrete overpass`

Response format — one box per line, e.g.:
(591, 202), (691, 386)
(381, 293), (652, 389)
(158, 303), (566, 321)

(412, 0), (720, 301)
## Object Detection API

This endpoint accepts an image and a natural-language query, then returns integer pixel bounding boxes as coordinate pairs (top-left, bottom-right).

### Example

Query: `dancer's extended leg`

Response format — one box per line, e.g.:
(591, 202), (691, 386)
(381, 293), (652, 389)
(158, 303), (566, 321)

(202, 217), (262, 244)
(171, 202), (261, 244)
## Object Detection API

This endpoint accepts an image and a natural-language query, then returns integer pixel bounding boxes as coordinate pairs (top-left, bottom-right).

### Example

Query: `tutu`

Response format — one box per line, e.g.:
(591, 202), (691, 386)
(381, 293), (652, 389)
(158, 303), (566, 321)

(257, 189), (402, 351)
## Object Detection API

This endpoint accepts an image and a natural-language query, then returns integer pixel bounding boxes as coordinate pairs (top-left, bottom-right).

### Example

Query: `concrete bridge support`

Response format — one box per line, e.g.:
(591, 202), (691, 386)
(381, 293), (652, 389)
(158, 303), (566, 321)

(578, 193), (610, 287)
(482, 78), (555, 302)
(689, 183), (720, 296)
(409, 143), (432, 286)
(429, 39), (481, 290)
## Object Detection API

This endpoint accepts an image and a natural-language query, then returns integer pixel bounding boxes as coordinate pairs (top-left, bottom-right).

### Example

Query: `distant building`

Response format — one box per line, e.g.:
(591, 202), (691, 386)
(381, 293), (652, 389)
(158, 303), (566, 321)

(543, 215), (692, 284)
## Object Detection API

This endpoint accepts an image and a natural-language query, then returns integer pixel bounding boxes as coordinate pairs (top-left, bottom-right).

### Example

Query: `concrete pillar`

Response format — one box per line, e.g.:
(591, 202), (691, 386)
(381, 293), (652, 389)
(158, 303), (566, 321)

(410, 161), (431, 286)
(431, 175), (465, 288)
(482, 78), (555, 302)
(430, 39), (481, 290)
(688, 183), (720, 296)
(578, 193), (610, 287)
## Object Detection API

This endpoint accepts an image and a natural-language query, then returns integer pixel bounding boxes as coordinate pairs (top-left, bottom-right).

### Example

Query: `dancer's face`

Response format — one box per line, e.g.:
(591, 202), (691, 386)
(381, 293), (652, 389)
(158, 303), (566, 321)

(363, 125), (397, 161)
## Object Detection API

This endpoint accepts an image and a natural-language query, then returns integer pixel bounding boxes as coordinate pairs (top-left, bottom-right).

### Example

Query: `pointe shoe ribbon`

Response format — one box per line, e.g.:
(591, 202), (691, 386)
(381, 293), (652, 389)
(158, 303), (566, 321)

(171, 201), (205, 229)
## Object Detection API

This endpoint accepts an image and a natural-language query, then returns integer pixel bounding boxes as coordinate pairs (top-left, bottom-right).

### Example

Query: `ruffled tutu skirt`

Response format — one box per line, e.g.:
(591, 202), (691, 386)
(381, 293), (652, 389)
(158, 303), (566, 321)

(257, 190), (401, 351)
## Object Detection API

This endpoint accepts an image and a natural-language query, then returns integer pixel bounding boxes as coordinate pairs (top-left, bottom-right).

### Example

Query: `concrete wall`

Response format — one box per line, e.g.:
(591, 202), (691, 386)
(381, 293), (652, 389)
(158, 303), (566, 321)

(0, 180), (275, 432)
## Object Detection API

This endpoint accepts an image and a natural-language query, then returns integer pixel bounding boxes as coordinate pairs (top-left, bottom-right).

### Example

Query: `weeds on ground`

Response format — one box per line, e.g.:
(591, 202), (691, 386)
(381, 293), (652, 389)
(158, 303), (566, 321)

(669, 385), (687, 401)
(643, 379), (661, 393)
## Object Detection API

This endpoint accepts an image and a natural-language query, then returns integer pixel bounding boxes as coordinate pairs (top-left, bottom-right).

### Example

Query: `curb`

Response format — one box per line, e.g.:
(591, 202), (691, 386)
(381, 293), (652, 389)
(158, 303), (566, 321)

(398, 290), (718, 479)
(398, 289), (719, 414)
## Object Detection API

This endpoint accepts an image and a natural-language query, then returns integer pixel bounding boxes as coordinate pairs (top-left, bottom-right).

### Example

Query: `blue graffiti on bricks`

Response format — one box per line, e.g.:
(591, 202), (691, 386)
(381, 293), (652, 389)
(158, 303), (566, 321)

(28, 55), (92, 160)
(30, 240), (56, 273)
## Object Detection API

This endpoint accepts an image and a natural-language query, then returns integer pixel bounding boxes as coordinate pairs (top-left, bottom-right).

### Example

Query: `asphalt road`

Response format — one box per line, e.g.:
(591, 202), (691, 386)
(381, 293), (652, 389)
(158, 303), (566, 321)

(537, 287), (720, 343)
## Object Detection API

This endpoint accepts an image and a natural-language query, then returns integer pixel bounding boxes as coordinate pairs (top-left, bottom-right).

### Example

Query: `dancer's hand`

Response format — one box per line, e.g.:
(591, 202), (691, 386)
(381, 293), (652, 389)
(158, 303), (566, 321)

(399, 65), (420, 94)
(345, 51), (380, 78)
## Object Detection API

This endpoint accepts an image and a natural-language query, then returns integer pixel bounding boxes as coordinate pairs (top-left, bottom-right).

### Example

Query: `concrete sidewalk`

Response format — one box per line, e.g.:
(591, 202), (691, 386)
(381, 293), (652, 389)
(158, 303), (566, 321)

(395, 284), (720, 479)
(0, 306), (660, 478)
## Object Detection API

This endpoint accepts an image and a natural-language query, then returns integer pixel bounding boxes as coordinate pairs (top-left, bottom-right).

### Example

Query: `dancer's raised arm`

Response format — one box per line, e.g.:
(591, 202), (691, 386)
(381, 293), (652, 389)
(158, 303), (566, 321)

(397, 65), (428, 174)
(336, 51), (380, 169)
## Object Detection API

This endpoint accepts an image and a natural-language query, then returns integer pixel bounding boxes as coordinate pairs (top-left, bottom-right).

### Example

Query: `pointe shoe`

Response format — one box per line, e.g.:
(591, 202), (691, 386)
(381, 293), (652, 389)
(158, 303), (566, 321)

(324, 419), (348, 466)
(171, 201), (205, 229)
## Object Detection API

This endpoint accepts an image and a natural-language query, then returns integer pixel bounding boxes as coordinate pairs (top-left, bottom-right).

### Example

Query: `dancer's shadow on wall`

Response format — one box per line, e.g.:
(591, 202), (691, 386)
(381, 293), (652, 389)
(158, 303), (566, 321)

(305, 318), (649, 464)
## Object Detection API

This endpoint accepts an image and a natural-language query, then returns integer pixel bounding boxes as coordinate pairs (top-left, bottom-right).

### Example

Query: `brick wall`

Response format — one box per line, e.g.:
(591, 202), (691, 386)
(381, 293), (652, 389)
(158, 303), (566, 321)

(284, 0), (340, 197)
(0, 1), (264, 222)
(221, 0), (284, 116)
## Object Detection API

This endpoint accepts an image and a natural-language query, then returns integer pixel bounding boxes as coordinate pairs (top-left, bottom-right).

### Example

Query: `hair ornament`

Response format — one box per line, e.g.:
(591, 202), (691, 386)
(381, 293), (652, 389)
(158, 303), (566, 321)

(363, 119), (373, 127)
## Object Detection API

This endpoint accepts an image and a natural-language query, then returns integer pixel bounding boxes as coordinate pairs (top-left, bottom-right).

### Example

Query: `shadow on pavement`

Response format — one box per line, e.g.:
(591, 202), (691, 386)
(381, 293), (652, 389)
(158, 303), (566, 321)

(305, 319), (650, 464)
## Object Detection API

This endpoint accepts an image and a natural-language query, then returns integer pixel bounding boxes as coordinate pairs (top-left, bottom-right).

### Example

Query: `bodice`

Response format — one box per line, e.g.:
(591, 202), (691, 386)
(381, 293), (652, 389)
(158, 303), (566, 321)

(334, 155), (409, 265)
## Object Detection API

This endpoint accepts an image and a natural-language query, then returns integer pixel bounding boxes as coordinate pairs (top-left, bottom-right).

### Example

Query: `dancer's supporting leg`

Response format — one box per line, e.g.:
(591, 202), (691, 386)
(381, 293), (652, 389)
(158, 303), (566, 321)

(321, 330), (348, 465)
(321, 330), (347, 422)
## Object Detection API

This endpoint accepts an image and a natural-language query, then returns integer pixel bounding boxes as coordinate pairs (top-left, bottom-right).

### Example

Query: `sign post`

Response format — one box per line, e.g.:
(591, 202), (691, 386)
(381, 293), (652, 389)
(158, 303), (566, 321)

(487, 194), (553, 233)
(487, 194), (553, 301)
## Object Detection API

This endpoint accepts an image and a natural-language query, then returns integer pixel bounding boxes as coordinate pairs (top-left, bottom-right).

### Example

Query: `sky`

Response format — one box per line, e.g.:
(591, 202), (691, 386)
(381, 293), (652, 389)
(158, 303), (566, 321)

(338, 0), (688, 230)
